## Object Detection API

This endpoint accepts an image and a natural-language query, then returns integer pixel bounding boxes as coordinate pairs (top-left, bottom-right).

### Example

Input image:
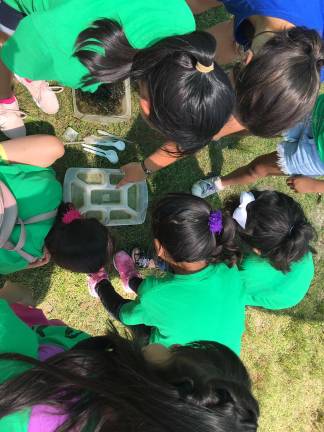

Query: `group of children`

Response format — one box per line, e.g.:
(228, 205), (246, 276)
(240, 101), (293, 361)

(0, 0), (323, 431)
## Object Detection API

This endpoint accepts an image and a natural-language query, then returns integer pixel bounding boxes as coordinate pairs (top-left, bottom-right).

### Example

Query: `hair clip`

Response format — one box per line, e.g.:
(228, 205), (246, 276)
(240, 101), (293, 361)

(232, 192), (255, 229)
(62, 207), (82, 224)
(209, 210), (223, 234)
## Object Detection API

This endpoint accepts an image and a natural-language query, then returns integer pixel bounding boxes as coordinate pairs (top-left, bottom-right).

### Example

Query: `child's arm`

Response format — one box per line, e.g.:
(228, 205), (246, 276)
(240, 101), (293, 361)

(117, 116), (245, 186)
(95, 279), (129, 321)
(287, 176), (324, 193)
(0, 135), (64, 167)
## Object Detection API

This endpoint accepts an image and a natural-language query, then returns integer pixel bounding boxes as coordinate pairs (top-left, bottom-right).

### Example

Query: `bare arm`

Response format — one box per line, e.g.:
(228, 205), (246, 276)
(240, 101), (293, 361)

(1, 135), (64, 167)
(118, 116), (246, 186)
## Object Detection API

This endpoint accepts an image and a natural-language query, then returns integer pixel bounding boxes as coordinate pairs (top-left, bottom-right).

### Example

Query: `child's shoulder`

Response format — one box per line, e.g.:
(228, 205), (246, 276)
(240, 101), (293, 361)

(241, 252), (314, 275)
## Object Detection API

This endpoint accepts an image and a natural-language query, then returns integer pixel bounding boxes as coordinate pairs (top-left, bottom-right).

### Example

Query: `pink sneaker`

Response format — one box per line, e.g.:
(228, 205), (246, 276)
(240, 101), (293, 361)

(15, 76), (63, 115)
(87, 267), (108, 298)
(113, 251), (140, 293)
(0, 97), (26, 138)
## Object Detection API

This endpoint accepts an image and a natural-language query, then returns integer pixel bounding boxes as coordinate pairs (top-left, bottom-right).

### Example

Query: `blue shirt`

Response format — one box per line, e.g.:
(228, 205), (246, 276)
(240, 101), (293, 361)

(221, 0), (324, 80)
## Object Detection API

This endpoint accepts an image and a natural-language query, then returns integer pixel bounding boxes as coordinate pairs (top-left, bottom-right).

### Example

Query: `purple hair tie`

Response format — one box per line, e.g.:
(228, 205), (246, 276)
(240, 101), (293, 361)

(209, 210), (223, 235)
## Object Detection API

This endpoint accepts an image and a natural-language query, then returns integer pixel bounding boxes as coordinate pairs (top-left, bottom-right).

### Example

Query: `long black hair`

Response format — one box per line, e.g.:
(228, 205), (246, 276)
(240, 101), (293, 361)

(152, 193), (241, 266)
(226, 190), (316, 272)
(0, 331), (259, 431)
(235, 27), (324, 137)
(45, 203), (114, 273)
(74, 19), (234, 155)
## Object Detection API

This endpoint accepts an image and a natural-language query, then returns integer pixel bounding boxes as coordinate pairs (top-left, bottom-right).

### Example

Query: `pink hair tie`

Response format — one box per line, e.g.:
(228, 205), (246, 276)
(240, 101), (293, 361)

(62, 208), (82, 224)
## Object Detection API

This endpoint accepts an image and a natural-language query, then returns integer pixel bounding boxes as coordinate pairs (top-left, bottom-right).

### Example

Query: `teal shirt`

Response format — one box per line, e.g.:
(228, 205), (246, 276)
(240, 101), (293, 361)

(2, 0), (195, 91)
(120, 264), (247, 355)
(0, 300), (90, 431)
(241, 252), (314, 309)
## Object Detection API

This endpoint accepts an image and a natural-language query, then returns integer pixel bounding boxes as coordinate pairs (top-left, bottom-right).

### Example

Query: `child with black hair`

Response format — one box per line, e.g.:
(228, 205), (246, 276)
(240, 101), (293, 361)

(0, 0), (233, 155)
(91, 193), (243, 354)
(229, 190), (316, 309)
(192, 93), (324, 197)
(0, 280), (259, 431)
(0, 135), (113, 276)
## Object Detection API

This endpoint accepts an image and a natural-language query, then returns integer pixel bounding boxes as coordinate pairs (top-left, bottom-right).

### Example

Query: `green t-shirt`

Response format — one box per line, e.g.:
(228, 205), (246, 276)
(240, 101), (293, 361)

(241, 252), (314, 309)
(2, 0), (195, 92)
(0, 162), (62, 275)
(312, 94), (324, 162)
(120, 264), (247, 355)
(0, 300), (90, 431)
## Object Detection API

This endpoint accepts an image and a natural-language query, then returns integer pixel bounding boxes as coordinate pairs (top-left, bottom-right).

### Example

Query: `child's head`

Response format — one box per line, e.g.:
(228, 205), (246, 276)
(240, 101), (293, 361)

(45, 203), (114, 273)
(152, 193), (240, 267)
(75, 20), (234, 155)
(0, 331), (259, 432)
(235, 27), (324, 137)
(228, 190), (316, 272)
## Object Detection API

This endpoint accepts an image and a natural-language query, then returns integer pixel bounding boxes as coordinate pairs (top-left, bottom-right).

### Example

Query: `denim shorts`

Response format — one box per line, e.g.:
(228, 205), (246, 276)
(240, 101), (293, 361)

(277, 117), (324, 176)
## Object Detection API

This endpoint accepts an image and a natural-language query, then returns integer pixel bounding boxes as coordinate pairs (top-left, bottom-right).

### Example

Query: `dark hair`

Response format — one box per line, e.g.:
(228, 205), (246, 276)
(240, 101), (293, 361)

(152, 193), (241, 266)
(45, 203), (113, 273)
(0, 331), (259, 431)
(226, 190), (316, 272)
(74, 19), (234, 155)
(235, 27), (324, 137)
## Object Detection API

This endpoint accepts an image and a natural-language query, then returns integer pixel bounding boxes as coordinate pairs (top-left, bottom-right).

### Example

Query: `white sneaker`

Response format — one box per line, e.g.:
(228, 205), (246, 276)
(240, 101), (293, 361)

(0, 98), (26, 139)
(15, 76), (63, 115)
(191, 176), (225, 198)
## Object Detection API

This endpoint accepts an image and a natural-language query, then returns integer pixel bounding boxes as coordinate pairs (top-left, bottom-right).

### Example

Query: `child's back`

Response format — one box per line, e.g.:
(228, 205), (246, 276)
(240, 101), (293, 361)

(121, 262), (246, 355)
(230, 190), (316, 309)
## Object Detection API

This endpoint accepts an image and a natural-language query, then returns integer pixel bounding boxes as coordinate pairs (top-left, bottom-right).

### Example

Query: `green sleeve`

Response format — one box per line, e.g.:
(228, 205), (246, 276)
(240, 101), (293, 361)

(1, 17), (54, 80)
(0, 300), (38, 383)
(119, 278), (156, 326)
(244, 254), (314, 310)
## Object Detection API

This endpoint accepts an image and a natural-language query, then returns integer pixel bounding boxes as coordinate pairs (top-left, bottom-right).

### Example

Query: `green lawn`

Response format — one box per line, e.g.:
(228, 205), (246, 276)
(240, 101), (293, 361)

(1, 6), (324, 432)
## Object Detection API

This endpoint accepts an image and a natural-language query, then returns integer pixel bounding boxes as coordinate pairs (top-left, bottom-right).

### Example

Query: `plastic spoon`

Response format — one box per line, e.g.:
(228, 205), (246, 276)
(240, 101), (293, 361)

(82, 144), (119, 164)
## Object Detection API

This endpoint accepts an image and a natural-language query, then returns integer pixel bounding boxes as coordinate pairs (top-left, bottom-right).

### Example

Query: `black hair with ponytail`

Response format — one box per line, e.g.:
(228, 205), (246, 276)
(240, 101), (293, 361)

(45, 203), (114, 273)
(152, 193), (241, 266)
(0, 330), (259, 431)
(226, 190), (316, 272)
(235, 27), (324, 137)
(74, 19), (234, 154)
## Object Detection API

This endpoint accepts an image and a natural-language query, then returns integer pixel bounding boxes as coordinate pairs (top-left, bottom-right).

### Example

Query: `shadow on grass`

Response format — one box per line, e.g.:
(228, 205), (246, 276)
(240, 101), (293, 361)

(0, 262), (55, 305)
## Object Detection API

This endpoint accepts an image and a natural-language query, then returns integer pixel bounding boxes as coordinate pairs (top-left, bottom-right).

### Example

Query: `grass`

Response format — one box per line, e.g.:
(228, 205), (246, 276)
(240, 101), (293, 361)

(1, 5), (324, 431)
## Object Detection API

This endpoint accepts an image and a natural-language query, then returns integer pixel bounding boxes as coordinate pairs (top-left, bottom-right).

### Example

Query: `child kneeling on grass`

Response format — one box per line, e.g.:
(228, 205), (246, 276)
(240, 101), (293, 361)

(0, 135), (114, 275)
(92, 192), (316, 354)
(0, 280), (259, 432)
(229, 190), (316, 309)
(192, 94), (324, 197)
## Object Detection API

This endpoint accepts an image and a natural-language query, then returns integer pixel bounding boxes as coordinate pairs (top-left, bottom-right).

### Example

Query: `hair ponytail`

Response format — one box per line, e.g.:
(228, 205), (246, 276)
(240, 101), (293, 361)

(226, 190), (317, 272)
(74, 20), (234, 153)
(74, 19), (138, 84)
(152, 193), (241, 266)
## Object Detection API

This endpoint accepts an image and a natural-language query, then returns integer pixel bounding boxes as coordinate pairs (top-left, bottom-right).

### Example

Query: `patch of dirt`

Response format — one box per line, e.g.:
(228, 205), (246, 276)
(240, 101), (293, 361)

(75, 82), (125, 116)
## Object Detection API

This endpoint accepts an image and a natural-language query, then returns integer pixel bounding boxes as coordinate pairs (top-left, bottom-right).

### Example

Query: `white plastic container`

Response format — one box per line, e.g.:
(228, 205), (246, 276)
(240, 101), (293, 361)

(63, 168), (148, 226)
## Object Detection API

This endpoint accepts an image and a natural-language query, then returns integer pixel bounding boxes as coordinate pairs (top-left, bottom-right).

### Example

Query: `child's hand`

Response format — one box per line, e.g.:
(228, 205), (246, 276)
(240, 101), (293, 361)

(27, 249), (51, 269)
(117, 162), (146, 188)
(287, 176), (324, 193)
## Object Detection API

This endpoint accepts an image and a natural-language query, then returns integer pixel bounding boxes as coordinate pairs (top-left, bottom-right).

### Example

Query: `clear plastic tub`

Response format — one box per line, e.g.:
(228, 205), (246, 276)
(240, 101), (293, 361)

(63, 168), (148, 226)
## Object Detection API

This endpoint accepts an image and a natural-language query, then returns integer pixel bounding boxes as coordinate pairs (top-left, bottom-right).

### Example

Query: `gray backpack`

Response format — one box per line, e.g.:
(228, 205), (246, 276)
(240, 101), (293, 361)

(0, 180), (57, 263)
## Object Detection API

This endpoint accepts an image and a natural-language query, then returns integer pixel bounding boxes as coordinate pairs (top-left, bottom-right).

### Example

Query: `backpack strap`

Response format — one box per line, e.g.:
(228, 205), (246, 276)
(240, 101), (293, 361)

(23, 209), (58, 224)
(3, 210), (57, 263)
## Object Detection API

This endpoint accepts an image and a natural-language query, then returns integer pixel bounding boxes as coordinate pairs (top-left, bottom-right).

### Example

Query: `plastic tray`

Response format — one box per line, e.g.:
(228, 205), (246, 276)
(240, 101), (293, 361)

(63, 168), (148, 226)
(72, 79), (131, 124)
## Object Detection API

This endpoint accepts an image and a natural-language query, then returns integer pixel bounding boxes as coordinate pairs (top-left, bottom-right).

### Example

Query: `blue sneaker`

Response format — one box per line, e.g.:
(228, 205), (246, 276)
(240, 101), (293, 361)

(191, 176), (224, 198)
